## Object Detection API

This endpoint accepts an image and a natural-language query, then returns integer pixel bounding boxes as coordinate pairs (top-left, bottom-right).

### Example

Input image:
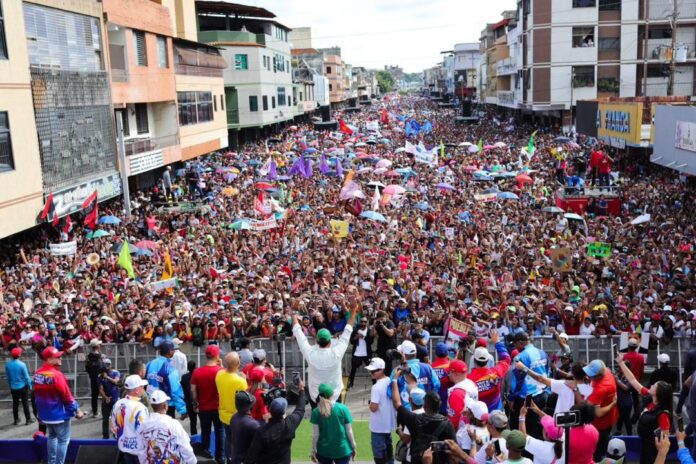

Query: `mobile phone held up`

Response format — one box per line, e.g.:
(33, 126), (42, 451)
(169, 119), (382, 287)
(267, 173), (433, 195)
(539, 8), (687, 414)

(430, 441), (448, 453)
(678, 416), (685, 432)
(494, 440), (502, 455)
(292, 371), (301, 387)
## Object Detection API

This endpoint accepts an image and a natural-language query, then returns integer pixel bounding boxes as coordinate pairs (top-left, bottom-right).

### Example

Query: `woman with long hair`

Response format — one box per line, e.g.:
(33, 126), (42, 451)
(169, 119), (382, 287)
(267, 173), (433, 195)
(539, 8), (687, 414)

(310, 383), (356, 464)
(617, 353), (673, 464)
(519, 400), (564, 464)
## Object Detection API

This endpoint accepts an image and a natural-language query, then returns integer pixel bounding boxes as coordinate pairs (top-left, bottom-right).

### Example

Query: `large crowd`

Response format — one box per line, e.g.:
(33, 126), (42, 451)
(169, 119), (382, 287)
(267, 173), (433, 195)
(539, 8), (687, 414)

(1, 94), (695, 464)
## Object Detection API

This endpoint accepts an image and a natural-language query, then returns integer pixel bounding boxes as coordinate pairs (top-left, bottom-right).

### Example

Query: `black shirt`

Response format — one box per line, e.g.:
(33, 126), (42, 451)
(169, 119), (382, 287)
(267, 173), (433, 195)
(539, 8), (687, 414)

(649, 366), (679, 391)
(229, 412), (260, 464)
(375, 320), (397, 353)
(396, 406), (455, 464)
(246, 391), (306, 464)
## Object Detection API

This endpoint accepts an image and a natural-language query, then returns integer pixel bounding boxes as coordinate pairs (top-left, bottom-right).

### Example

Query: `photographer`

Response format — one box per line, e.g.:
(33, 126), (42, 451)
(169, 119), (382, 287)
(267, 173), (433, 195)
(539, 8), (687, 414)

(98, 358), (120, 439)
(372, 311), (397, 375)
(348, 317), (372, 390)
(388, 341), (440, 411)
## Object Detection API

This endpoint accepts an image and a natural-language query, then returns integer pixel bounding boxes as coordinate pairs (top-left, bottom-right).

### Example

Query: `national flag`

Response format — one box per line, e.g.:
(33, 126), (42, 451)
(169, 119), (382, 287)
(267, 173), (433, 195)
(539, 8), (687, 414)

(339, 119), (353, 135)
(82, 191), (98, 230)
(477, 139), (483, 154)
(117, 241), (135, 279)
(527, 130), (538, 157)
(422, 120), (433, 134)
(62, 215), (73, 234)
(162, 252), (174, 280)
(40, 193), (59, 226)
(319, 154), (330, 175)
(381, 109), (389, 125)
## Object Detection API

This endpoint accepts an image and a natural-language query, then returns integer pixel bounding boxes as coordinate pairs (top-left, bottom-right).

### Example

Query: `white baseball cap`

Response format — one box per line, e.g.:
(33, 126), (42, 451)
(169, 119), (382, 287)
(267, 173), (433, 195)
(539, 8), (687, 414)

(124, 375), (148, 390)
(397, 340), (417, 355)
(657, 353), (670, 364)
(558, 332), (569, 340)
(474, 347), (491, 362)
(607, 438), (626, 457)
(365, 357), (386, 371)
(628, 338), (639, 347)
(467, 400), (489, 420)
(150, 390), (171, 405)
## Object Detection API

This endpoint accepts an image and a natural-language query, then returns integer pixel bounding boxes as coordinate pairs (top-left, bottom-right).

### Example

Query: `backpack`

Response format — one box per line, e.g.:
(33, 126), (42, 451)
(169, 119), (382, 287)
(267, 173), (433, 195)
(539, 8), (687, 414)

(192, 326), (204, 346)
(409, 414), (450, 463)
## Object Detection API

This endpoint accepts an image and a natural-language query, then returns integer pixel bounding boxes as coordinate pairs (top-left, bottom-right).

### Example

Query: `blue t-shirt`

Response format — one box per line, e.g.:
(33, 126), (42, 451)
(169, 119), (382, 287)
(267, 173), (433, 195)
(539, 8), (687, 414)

(512, 343), (550, 398)
(99, 369), (121, 401)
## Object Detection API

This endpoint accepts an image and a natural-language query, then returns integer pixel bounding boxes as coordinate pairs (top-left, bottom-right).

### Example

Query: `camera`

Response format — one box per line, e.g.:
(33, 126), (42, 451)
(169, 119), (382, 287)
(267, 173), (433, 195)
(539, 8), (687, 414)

(263, 387), (287, 405)
(554, 411), (580, 427)
(385, 348), (404, 361)
(292, 371), (301, 387)
(430, 441), (449, 452)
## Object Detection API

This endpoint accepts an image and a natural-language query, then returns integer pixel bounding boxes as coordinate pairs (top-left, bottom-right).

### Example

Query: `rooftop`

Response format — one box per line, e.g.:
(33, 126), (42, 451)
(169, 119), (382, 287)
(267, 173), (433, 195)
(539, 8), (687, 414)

(292, 48), (320, 55)
(195, 1), (276, 18)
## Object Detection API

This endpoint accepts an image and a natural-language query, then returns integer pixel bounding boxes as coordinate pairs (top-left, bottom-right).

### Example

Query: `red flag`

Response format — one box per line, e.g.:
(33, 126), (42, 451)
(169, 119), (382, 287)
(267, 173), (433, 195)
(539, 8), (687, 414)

(40, 193), (59, 226)
(339, 119), (353, 135)
(82, 190), (98, 230)
(381, 109), (389, 125)
(63, 215), (73, 234)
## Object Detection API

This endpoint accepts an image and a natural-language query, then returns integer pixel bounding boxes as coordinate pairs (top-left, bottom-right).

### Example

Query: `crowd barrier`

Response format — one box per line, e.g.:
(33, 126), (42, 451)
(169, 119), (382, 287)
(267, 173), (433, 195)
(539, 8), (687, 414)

(0, 334), (689, 403)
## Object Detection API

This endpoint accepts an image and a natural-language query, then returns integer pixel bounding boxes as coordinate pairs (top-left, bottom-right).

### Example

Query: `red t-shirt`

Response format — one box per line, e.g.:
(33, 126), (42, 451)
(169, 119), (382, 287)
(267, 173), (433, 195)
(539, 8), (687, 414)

(251, 389), (268, 421)
(190, 365), (223, 411)
(623, 351), (645, 381)
(640, 387), (671, 430)
(590, 150), (604, 169)
(447, 387), (467, 429)
(588, 371), (618, 431)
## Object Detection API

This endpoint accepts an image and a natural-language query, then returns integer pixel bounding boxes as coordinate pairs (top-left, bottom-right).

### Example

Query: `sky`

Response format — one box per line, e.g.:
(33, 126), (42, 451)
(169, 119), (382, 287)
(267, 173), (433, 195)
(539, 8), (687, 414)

(244, 0), (516, 73)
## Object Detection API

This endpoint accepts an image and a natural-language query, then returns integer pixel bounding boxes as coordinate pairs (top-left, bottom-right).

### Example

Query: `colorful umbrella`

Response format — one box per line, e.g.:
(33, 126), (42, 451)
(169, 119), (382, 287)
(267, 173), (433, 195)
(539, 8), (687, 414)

(497, 192), (519, 200)
(86, 230), (110, 239)
(360, 211), (387, 222)
(135, 240), (159, 250)
(98, 215), (121, 225)
(255, 182), (274, 190)
(384, 185), (406, 195)
(435, 182), (455, 190)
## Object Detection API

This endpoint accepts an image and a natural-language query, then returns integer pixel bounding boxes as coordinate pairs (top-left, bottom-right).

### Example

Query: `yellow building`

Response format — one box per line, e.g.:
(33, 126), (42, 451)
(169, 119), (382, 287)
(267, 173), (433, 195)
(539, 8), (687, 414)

(0, 0), (47, 238)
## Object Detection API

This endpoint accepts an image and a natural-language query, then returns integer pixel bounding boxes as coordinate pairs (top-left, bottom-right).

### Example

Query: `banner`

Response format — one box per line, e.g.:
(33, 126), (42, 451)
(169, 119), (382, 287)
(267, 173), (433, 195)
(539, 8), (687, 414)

(675, 120), (696, 153)
(250, 217), (277, 231)
(366, 120), (380, 132)
(550, 247), (572, 273)
(414, 148), (437, 166)
(404, 141), (417, 154)
(446, 318), (472, 347)
(444, 227), (455, 240)
(49, 241), (77, 256)
(474, 193), (497, 202)
(330, 220), (349, 238)
(587, 242), (612, 258)
(149, 278), (178, 292)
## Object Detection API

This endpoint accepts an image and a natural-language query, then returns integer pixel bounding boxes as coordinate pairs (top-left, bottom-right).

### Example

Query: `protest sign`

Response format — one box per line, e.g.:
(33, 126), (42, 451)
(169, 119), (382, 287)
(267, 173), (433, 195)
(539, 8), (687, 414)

(149, 278), (178, 292)
(414, 148), (437, 166)
(330, 220), (349, 238)
(49, 241), (77, 256)
(474, 193), (497, 203)
(550, 247), (572, 273)
(446, 318), (472, 347)
(587, 242), (612, 258)
(250, 217), (277, 231)
(444, 227), (455, 240)
(618, 332), (650, 359)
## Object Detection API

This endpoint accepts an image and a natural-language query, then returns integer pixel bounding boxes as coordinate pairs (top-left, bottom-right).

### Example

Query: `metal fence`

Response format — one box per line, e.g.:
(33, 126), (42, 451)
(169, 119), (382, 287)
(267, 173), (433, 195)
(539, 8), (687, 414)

(0, 335), (688, 404)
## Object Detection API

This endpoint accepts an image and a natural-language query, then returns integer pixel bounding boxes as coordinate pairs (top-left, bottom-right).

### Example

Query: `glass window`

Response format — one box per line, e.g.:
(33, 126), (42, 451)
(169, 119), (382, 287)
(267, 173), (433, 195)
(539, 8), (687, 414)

(249, 95), (258, 112)
(272, 96), (276, 108)
(157, 36), (168, 68)
(263, 95), (268, 111)
(326, 66), (332, 74)
(235, 54), (248, 70)
(220, 94), (224, 111)
(649, 27), (672, 39)
(573, 0), (596, 6)
(0, 112), (15, 171)
(329, 83), (333, 91)
(177, 91), (197, 126)
(277, 87), (286, 106)
(572, 66), (595, 87)
(135, 103), (149, 134)
(213, 95), (217, 112)
(197, 92), (213, 123)
(116, 109), (129, 136)
(0, 1), (7, 60)
(572, 27), (595, 47)
(598, 37), (620, 50)
(134, 30), (147, 66)
(598, 0), (620, 10)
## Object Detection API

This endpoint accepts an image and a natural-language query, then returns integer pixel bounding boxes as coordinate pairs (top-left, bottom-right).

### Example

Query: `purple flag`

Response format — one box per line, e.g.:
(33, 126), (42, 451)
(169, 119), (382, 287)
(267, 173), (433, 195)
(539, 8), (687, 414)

(303, 157), (313, 178)
(269, 160), (278, 180)
(288, 157), (302, 176)
(319, 154), (330, 175)
(336, 159), (344, 179)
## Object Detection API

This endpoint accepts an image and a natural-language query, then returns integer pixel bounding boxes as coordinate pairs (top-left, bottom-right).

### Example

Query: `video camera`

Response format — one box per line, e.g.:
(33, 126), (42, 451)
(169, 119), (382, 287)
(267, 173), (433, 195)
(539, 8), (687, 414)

(263, 386), (287, 405)
(385, 348), (404, 361)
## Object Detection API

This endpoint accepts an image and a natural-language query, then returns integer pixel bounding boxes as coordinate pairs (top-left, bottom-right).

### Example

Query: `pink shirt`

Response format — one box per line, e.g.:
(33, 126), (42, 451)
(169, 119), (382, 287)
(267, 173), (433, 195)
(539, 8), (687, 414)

(568, 424), (599, 464)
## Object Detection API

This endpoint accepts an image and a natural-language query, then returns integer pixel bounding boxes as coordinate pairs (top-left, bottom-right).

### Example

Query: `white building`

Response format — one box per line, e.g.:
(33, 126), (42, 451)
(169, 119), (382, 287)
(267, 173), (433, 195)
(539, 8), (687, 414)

(453, 42), (481, 99)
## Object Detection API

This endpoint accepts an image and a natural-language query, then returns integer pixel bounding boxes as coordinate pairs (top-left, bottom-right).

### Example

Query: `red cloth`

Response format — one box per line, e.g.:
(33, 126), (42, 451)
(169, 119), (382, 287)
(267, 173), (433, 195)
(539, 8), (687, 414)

(446, 386), (467, 429)
(598, 155), (612, 174)
(587, 371), (618, 431)
(190, 365), (223, 411)
(590, 150), (604, 169)
(568, 424), (599, 464)
(623, 351), (645, 381)
(339, 119), (353, 135)
(251, 389), (268, 421)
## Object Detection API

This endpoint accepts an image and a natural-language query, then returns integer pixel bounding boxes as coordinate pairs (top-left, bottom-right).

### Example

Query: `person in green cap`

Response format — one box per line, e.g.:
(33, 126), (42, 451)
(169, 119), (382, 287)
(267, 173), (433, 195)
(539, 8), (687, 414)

(292, 288), (359, 406)
(310, 383), (356, 463)
(501, 429), (533, 464)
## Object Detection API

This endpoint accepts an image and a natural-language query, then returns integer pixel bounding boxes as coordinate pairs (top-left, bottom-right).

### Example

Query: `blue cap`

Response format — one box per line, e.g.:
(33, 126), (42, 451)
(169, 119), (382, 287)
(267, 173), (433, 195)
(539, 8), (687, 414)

(159, 340), (175, 355)
(269, 397), (288, 416)
(583, 359), (605, 377)
(409, 388), (426, 406)
(435, 342), (449, 358)
(47, 323), (56, 330)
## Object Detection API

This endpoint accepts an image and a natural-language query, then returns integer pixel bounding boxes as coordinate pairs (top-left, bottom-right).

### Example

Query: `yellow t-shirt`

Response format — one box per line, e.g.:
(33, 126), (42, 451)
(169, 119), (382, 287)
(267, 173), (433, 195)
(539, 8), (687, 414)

(215, 370), (248, 425)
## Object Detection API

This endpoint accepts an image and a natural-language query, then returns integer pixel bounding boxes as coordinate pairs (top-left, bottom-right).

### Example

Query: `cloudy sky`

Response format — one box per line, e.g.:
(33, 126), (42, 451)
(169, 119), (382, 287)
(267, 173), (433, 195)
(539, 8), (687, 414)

(245, 0), (516, 73)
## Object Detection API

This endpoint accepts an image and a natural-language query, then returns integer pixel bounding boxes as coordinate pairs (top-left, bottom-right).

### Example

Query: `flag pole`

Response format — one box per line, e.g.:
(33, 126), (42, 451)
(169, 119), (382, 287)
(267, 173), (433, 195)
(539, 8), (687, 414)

(116, 115), (131, 219)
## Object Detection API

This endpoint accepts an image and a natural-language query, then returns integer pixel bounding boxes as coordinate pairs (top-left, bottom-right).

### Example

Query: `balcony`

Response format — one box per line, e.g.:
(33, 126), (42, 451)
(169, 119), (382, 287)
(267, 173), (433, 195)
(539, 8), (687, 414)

(497, 90), (519, 108)
(227, 109), (239, 125)
(125, 134), (179, 157)
(648, 0), (696, 20)
(496, 57), (517, 76)
(198, 30), (265, 46)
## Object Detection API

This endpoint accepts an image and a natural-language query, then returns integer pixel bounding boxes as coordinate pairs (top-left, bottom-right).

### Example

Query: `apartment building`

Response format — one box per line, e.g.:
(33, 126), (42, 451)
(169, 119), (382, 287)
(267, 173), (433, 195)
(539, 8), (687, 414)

(352, 66), (379, 101)
(453, 43), (481, 99)
(0, 0), (44, 238)
(103, 0), (180, 187)
(196, 1), (295, 147)
(480, 11), (518, 106)
(324, 54), (348, 105)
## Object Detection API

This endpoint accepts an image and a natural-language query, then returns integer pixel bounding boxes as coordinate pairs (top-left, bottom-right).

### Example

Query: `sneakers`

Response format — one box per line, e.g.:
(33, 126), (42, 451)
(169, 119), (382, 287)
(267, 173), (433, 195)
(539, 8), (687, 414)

(26, 418), (35, 425)
(13, 420), (20, 426)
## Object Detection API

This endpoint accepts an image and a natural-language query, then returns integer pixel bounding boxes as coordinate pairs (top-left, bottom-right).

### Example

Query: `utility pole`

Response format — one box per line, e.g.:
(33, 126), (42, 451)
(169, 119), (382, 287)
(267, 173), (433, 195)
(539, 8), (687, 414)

(642, 0), (649, 96)
(668, 0), (679, 96)
(116, 115), (131, 219)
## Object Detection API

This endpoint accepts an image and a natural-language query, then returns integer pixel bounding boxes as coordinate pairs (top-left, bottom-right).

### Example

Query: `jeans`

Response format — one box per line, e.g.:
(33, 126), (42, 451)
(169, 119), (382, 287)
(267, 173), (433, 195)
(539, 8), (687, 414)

(224, 423), (232, 460)
(348, 356), (369, 386)
(371, 432), (394, 464)
(199, 410), (223, 460)
(317, 455), (351, 464)
(89, 375), (100, 415)
(47, 420), (71, 464)
(102, 399), (114, 439)
(186, 402), (198, 436)
(616, 402), (632, 435)
(594, 427), (612, 462)
(11, 386), (31, 422)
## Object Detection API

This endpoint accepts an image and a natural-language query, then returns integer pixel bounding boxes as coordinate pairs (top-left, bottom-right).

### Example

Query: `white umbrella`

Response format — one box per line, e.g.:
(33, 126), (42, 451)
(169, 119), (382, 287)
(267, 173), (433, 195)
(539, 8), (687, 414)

(357, 167), (373, 174)
(367, 181), (386, 189)
(376, 159), (393, 169)
(494, 141), (507, 148)
(564, 213), (584, 221)
(351, 190), (366, 199)
(630, 213), (651, 225)
(395, 147), (406, 153)
(468, 145), (479, 153)
(459, 142), (473, 147)
(373, 167), (389, 175)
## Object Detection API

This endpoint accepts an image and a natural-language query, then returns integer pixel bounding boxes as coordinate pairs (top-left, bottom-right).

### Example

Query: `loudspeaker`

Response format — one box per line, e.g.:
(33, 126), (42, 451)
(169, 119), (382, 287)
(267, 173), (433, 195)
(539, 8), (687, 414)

(75, 445), (119, 464)
(320, 105), (330, 122)
(462, 100), (472, 117)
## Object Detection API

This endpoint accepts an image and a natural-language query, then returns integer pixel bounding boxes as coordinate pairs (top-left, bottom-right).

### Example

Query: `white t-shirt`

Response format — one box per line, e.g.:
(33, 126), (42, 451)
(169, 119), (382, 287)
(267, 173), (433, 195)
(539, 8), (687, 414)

(369, 377), (396, 433)
(551, 379), (593, 415)
(502, 458), (534, 464)
(525, 436), (565, 464)
(456, 423), (490, 452)
(354, 328), (368, 357)
(475, 437), (507, 464)
(579, 324), (595, 336)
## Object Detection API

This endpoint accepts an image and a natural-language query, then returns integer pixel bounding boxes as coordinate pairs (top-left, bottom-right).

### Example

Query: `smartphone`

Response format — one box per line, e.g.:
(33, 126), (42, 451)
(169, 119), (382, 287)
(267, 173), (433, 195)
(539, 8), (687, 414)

(430, 441), (448, 452)
(525, 394), (533, 408)
(292, 371), (301, 387)
(654, 428), (663, 439)
(494, 440), (502, 455)
(678, 416), (685, 432)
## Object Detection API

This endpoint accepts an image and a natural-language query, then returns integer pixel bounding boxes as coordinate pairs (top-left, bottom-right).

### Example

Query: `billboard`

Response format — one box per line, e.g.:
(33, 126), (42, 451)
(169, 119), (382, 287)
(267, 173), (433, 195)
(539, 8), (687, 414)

(596, 102), (642, 148)
(652, 105), (696, 176)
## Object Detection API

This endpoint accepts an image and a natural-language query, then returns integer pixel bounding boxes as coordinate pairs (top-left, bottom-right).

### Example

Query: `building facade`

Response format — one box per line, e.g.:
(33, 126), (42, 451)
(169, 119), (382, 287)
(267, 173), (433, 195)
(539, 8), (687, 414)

(453, 43), (480, 99)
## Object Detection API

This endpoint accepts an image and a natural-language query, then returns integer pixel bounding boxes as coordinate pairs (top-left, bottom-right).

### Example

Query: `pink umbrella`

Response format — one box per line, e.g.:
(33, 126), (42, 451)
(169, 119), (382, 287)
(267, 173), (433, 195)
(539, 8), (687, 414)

(376, 159), (392, 169)
(463, 165), (478, 173)
(385, 170), (401, 177)
(136, 240), (160, 250)
(357, 167), (373, 174)
(483, 145), (495, 150)
(384, 185), (406, 195)
(374, 167), (388, 175)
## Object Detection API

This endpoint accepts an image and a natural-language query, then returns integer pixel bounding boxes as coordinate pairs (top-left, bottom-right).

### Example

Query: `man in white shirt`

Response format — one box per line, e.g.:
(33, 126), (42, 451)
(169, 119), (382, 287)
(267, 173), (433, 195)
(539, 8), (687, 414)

(579, 317), (596, 336)
(111, 375), (150, 464)
(292, 291), (358, 405)
(474, 411), (508, 464)
(515, 361), (592, 415)
(348, 318), (371, 390)
(367, 357), (396, 464)
(137, 390), (196, 464)
(170, 338), (188, 376)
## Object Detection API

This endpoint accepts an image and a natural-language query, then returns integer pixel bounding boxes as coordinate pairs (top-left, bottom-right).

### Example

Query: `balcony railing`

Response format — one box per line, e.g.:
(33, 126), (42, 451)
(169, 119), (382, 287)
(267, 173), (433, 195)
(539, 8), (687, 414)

(174, 64), (223, 78)
(125, 134), (179, 157)
(227, 109), (239, 125)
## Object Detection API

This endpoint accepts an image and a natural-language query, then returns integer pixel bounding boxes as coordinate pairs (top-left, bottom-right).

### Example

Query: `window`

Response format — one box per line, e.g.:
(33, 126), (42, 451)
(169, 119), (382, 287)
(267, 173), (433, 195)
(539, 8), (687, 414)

(116, 109), (129, 137)
(262, 95), (268, 111)
(0, 112), (14, 171)
(649, 27), (672, 39)
(573, 0), (596, 6)
(249, 96), (258, 112)
(572, 65), (595, 87)
(326, 66), (332, 74)
(277, 87), (286, 106)
(135, 103), (149, 134)
(273, 56), (277, 73)
(272, 96), (276, 108)
(133, 30), (147, 66)
(197, 92), (213, 122)
(0, 1), (7, 60)
(598, 0), (620, 10)
(598, 37), (620, 50)
(286, 60), (290, 72)
(213, 96), (217, 112)
(177, 92), (197, 126)
(572, 27), (595, 47)
(220, 94), (224, 111)
(157, 36), (168, 68)
(235, 54), (248, 70)
(329, 83), (333, 91)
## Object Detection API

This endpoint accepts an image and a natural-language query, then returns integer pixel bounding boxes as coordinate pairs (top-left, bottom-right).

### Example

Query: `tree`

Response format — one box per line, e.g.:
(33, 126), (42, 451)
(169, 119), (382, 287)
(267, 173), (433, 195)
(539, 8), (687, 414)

(376, 71), (396, 93)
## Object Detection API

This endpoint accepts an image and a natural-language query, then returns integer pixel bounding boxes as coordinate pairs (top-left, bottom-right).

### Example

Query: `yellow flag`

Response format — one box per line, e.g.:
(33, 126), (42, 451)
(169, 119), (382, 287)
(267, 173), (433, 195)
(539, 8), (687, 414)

(162, 252), (174, 280)
(330, 220), (349, 238)
(117, 242), (135, 279)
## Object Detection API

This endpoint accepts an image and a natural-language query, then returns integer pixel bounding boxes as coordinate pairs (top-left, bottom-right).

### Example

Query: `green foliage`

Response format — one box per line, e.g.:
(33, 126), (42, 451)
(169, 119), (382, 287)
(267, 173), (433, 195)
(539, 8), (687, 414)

(376, 71), (396, 93)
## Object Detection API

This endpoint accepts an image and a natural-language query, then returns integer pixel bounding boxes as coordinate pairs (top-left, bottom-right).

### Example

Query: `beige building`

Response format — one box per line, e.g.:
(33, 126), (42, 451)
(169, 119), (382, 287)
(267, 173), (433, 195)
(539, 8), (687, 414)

(0, 0), (44, 238)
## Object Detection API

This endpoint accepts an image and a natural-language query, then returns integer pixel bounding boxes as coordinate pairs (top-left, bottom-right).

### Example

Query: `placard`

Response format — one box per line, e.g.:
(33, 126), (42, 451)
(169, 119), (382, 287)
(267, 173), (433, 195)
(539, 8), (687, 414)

(149, 278), (178, 292)
(444, 227), (455, 240)
(330, 220), (349, 238)
(587, 242), (611, 258)
(414, 149), (437, 166)
(675, 120), (696, 153)
(474, 193), (497, 202)
(49, 241), (77, 256)
(549, 247), (572, 273)
(618, 332), (650, 360)
(250, 217), (277, 231)
(446, 318), (472, 347)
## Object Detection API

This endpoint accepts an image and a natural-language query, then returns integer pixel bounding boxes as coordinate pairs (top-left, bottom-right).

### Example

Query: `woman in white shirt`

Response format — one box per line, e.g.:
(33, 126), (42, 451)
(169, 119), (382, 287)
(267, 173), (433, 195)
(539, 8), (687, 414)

(519, 403), (564, 464)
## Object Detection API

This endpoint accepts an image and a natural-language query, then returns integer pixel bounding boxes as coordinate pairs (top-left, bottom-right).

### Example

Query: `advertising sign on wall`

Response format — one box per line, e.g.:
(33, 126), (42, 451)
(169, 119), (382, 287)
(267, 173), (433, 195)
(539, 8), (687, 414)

(596, 102), (642, 148)
(675, 120), (696, 153)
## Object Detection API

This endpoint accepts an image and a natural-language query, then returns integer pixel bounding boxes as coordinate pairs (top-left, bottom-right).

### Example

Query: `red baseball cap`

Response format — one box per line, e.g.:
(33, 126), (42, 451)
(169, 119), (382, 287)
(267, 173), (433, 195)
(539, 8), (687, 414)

(205, 345), (221, 357)
(447, 360), (468, 374)
(42, 347), (64, 360)
(476, 338), (488, 348)
(10, 347), (22, 358)
(249, 367), (265, 383)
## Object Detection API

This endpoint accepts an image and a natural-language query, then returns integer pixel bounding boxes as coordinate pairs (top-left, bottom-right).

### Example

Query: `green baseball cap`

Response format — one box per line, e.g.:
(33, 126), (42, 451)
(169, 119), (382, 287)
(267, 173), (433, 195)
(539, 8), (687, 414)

(318, 383), (334, 398)
(317, 328), (332, 342)
(502, 430), (526, 451)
